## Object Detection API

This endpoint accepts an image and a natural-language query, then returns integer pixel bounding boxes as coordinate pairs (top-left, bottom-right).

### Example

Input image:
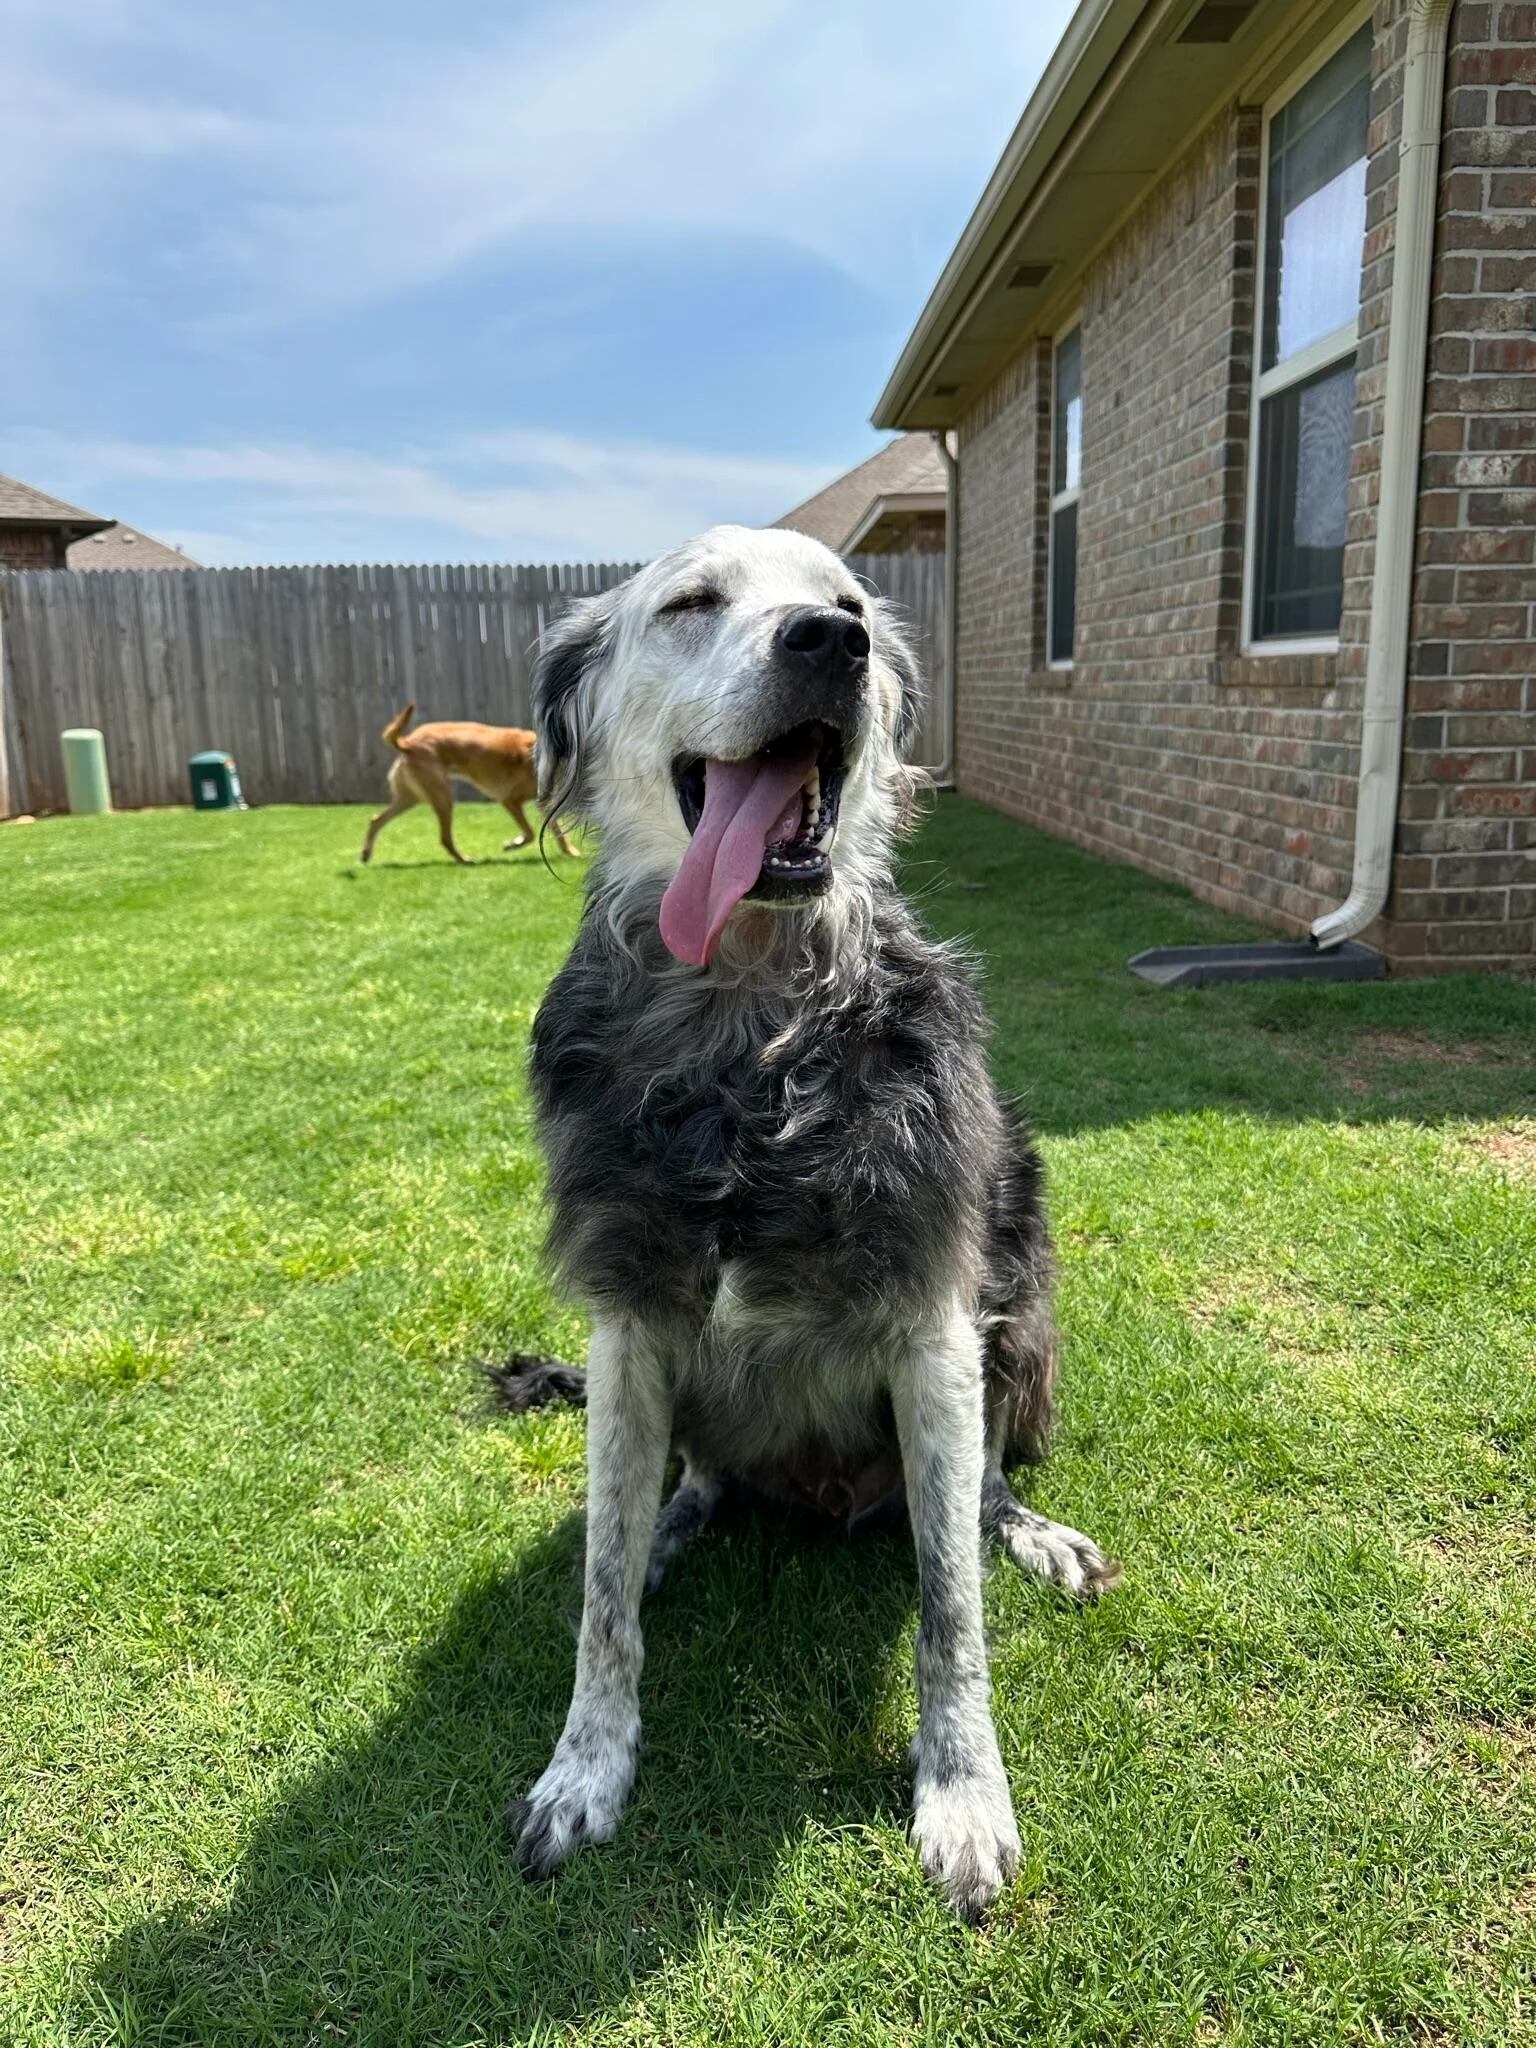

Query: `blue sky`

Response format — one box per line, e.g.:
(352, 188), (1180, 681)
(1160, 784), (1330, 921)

(4, 0), (1075, 565)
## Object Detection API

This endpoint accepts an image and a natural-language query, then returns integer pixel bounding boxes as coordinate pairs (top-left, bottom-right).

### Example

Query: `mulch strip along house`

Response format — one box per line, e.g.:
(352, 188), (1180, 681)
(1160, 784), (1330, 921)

(875, 0), (1534, 975)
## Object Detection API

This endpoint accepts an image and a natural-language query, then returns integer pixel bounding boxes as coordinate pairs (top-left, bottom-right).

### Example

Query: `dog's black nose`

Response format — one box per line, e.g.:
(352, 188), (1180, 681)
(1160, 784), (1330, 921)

(776, 606), (871, 671)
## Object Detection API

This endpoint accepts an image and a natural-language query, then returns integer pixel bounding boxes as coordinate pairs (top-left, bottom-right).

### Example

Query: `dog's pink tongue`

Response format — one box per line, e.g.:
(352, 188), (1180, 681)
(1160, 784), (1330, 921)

(659, 752), (813, 966)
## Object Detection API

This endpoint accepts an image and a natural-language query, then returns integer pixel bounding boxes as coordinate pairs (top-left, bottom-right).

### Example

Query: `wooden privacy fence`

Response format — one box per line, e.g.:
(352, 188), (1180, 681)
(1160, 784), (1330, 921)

(0, 552), (945, 816)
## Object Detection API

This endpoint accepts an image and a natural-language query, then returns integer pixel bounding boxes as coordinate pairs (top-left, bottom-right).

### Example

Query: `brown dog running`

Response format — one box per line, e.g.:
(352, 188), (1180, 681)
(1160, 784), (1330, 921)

(359, 704), (580, 865)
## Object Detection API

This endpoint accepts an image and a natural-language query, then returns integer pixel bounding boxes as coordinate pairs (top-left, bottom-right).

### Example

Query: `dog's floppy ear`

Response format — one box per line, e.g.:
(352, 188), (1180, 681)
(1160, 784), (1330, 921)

(875, 598), (925, 756)
(532, 587), (618, 813)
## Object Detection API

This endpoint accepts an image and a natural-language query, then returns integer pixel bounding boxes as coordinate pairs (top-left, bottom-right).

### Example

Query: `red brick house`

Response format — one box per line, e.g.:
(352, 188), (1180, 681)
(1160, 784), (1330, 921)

(875, 0), (1534, 974)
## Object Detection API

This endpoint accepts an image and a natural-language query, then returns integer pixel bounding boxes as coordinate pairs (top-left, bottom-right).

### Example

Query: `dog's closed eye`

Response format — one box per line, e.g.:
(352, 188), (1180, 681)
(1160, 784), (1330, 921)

(657, 587), (724, 619)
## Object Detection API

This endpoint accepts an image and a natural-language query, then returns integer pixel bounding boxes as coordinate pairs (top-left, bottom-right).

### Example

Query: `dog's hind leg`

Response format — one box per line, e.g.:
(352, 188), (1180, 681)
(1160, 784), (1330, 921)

(410, 760), (468, 864)
(360, 765), (420, 862)
(502, 797), (535, 851)
(645, 1460), (720, 1596)
(981, 1466), (1120, 1599)
(980, 1298), (1119, 1598)
(546, 811), (581, 858)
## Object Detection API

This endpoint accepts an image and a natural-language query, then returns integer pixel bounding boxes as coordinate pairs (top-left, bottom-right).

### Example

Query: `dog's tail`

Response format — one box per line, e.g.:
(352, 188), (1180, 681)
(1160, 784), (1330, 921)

(485, 1352), (587, 1413)
(382, 702), (416, 749)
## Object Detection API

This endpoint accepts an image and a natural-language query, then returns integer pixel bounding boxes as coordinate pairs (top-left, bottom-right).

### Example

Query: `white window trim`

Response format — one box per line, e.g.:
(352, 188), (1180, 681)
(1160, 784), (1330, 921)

(1047, 316), (1083, 672)
(1240, 5), (1372, 658)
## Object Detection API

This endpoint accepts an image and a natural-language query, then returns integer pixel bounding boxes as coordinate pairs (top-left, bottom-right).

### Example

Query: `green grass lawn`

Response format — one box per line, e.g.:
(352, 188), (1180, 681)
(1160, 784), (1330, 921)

(3, 796), (1534, 2048)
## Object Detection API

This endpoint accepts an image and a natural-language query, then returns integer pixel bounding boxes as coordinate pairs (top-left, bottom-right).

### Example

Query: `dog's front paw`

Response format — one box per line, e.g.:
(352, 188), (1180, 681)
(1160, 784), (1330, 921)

(911, 1768), (1021, 1923)
(508, 1742), (634, 1880)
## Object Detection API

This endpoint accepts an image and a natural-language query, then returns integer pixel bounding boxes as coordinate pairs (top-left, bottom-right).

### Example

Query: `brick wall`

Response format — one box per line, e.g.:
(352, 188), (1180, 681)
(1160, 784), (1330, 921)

(1389, 0), (1536, 969)
(0, 528), (67, 571)
(953, 0), (1534, 971)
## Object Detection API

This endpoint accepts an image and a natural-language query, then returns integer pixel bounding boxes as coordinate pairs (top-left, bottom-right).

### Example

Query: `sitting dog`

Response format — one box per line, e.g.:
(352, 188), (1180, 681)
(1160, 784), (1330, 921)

(509, 525), (1117, 1922)
(359, 704), (580, 864)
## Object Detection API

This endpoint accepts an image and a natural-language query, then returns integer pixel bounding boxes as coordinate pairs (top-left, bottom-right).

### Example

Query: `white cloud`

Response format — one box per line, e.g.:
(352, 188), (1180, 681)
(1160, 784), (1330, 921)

(5, 425), (854, 566)
(2, 0), (1076, 335)
(2, 0), (1075, 558)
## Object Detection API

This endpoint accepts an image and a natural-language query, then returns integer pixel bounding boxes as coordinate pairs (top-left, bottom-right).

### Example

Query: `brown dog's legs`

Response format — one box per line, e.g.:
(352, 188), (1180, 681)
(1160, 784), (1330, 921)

(548, 813), (581, 857)
(504, 798), (581, 857)
(408, 760), (468, 863)
(360, 766), (420, 863)
(502, 798), (535, 851)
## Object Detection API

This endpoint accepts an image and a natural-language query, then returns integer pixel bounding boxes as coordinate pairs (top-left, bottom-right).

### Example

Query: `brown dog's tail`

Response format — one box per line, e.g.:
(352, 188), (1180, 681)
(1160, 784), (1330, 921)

(382, 702), (416, 748)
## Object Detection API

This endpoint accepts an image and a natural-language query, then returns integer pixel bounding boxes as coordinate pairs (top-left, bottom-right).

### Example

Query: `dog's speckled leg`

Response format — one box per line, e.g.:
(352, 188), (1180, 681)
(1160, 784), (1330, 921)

(892, 1304), (1021, 1923)
(510, 1318), (670, 1880)
(981, 1469), (1121, 1599)
(644, 1461), (720, 1595)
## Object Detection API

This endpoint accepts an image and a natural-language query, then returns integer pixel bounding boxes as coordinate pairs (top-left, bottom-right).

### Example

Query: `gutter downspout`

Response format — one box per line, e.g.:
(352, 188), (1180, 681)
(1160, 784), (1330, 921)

(931, 429), (958, 789)
(1312, 0), (1454, 949)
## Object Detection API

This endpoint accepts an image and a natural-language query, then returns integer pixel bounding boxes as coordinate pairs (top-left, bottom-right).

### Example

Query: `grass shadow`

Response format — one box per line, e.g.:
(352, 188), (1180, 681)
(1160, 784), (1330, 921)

(355, 856), (539, 872)
(87, 1509), (918, 2046)
(902, 803), (1536, 1138)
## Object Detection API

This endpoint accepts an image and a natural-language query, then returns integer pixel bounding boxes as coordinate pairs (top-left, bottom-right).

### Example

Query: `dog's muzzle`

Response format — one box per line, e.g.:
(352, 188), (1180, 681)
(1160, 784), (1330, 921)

(655, 606), (870, 969)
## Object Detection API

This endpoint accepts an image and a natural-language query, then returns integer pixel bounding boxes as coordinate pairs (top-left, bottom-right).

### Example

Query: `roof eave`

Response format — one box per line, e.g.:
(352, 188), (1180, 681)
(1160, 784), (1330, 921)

(871, 0), (1143, 430)
(0, 514), (114, 539)
(841, 490), (948, 554)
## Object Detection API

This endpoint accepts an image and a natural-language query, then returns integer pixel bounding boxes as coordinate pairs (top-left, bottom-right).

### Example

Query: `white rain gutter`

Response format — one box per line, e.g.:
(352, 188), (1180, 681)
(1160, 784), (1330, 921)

(1312, 0), (1454, 949)
(930, 430), (958, 789)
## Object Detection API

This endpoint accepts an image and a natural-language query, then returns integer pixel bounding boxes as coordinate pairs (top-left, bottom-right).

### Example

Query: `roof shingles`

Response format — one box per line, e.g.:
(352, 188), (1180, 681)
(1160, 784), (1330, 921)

(0, 472), (110, 533)
(773, 434), (946, 551)
(68, 523), (197, 571)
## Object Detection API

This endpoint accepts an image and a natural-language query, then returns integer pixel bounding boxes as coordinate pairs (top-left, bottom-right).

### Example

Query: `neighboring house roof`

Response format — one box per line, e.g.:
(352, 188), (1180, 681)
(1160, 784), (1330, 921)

(68, 522), (197, 570)
(0, 472), (112, 537)
(874, 0), (1323, 429)
(774, 434), (947, 553)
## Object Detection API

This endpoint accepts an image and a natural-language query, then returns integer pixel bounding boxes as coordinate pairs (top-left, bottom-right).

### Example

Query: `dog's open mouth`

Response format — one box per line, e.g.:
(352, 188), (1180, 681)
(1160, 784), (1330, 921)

(659, 721), (845, 966)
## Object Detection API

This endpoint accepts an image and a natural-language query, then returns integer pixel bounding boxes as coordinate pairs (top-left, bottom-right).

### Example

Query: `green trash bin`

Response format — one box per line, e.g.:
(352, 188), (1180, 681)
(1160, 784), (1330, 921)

(61, 728), (113, 814)
(189, 751), (246, 811)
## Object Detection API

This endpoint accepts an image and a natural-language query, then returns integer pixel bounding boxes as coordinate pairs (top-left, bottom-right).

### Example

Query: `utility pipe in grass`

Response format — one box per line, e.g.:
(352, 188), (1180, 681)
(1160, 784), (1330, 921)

(61, 728), (113, 814)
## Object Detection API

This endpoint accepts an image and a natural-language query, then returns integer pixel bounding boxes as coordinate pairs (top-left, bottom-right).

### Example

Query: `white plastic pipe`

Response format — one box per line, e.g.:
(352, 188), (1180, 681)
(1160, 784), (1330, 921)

(1312, 0), (1455, 949)
(930, 429), (958, 789)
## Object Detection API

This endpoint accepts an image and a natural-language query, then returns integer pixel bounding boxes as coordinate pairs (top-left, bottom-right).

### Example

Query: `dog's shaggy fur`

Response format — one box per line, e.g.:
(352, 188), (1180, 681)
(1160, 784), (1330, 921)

(509, 525), (1116, 1921)
(359, 703), (579, 865)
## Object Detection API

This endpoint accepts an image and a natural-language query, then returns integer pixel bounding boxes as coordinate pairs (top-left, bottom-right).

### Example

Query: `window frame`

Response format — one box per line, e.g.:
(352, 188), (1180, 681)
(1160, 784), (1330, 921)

(1046, 315), (1083, 672)
(1241, 5), (1373, 657)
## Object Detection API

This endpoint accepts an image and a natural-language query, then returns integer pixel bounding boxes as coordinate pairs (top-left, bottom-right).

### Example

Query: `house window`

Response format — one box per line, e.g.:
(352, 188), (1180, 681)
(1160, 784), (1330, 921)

(1048, 323), (1081, 666)
(1246, 22), (1371, 649)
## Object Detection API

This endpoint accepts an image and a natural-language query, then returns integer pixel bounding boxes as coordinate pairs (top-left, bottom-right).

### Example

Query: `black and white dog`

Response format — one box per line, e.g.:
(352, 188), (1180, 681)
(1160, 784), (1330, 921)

(509, 524), (1117, 1921)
